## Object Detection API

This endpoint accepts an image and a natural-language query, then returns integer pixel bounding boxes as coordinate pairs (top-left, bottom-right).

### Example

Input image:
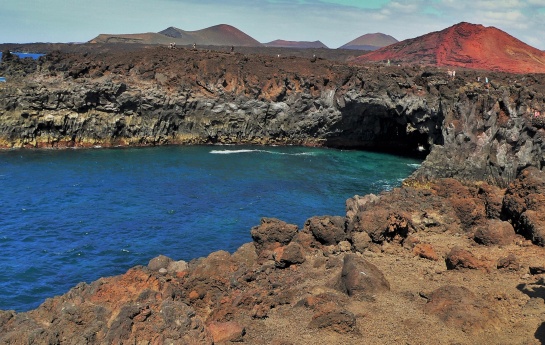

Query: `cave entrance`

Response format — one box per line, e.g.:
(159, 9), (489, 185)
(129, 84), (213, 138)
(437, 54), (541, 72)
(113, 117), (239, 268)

(324, 104), (443, 159)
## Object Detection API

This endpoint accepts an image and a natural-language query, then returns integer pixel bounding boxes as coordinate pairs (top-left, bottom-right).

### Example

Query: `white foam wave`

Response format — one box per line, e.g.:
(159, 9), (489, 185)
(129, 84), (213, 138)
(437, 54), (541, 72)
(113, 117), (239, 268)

(407, 163), (421, 168)
(210, 149), (315, 156)
(210, 149), (258, 154)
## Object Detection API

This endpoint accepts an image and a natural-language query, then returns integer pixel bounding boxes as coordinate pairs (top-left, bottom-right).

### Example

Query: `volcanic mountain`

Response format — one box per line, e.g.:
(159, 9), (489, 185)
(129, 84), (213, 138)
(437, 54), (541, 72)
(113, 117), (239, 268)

(263, 39), (328, 49)
(339, 33), (398, 50)
(90, 24), (263, 47)
(355, 22), (545, 74)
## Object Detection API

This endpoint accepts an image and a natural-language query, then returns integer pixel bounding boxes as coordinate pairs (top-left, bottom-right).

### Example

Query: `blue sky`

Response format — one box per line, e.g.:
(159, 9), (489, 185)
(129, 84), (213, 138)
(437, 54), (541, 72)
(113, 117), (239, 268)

(1, 0), (544, 49)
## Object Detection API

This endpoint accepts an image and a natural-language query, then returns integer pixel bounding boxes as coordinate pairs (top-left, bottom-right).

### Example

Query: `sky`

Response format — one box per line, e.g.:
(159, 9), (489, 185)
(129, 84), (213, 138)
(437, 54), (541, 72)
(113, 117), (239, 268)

(1, 0), (545, 49)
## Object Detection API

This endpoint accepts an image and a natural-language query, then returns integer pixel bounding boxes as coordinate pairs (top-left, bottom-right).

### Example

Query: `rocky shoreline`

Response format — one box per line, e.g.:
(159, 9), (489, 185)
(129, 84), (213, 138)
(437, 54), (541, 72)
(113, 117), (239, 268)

(1, 46), (545, 344)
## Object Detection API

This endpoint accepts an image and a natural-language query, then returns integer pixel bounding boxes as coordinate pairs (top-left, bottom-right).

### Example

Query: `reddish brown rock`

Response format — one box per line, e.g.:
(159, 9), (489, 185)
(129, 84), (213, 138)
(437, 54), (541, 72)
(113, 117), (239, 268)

(473, 220), (516, 246)
(357, 209), (413, 243)
(207, 321), (245, 343)
(445, 246), (486, 270)
(356, 22), (545, 74)
(433, 179), (488, 232)
(413, 243), (439, 261)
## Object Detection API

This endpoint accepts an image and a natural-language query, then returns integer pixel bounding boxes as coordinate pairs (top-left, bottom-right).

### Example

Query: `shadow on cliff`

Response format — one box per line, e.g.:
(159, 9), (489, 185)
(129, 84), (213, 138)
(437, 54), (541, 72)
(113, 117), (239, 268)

(325, 101), (442, 159)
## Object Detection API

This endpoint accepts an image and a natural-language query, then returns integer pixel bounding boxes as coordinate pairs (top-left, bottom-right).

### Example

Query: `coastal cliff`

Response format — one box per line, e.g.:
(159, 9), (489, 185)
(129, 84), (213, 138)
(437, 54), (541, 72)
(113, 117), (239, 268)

(2, 47), (545, 185)
(2, 46), (545, 344)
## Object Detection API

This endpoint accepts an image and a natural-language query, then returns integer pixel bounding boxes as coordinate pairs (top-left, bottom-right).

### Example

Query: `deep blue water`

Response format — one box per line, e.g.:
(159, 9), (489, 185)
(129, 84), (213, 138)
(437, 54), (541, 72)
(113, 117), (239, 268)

(0, 52), (44, 60)
(0, 145), (421, 312)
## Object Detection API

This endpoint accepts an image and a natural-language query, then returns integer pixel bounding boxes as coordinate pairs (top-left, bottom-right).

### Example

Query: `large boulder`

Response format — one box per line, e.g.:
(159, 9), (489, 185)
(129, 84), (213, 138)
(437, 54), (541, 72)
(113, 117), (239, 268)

(335, 254), (390, 299)
(445, 246), (487, 270)
(251, 218), (298, 252)
(473, 219), (516, 246)
(148, 255), (173, 271)
(303, 216), (347, 245)
(207, 321), (245, 343)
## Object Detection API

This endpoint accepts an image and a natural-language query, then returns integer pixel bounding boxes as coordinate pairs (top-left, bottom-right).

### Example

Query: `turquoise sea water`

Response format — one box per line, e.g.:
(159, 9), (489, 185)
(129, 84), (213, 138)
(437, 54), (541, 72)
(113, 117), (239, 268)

(0, 145), (421, 312)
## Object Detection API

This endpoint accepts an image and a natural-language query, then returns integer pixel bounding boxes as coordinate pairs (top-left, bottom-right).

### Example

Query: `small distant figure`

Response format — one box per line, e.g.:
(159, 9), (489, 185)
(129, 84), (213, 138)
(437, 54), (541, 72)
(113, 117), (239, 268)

(387, 59), (390, 66)
(477, 76), (480, 82)
(310, 54), (317, 63)
(192, 43), (196, 50)
(485, 77), (489, 84)
(452, 70), (456, 79)
(230, 46), (234, 53)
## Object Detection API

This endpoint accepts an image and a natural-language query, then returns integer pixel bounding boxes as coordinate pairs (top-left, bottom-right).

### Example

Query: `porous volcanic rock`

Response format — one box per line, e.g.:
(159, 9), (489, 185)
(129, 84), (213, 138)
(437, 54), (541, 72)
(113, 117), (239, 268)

(502, 167), (545, 245)
(1, 45), (545, 185)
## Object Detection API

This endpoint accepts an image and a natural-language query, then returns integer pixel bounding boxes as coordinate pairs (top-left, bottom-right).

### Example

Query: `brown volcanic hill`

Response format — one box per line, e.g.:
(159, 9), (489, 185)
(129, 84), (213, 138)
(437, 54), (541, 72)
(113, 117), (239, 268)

(355, 22), (545, 74)
(90, 24), (263, 47)
(340, 33), (398, 50)
(264, 39), (328, 49)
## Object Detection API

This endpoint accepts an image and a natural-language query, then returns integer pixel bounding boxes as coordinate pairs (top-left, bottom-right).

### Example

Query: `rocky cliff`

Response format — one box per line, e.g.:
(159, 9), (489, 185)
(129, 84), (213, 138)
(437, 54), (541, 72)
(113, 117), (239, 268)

(1, 46), (545, 186)
(2, 45), (545, 344)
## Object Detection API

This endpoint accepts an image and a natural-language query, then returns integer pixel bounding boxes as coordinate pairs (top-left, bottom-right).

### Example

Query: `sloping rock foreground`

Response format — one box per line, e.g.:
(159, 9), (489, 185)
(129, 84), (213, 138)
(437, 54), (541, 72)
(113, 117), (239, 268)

(3, 169), (545, 343)
(1, 46), (545, 184)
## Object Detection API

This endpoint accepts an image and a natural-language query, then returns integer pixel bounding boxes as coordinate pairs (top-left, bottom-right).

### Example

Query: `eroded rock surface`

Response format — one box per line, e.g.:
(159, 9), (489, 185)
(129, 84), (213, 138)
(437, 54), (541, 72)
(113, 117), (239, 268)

(1, 46), (545, 184)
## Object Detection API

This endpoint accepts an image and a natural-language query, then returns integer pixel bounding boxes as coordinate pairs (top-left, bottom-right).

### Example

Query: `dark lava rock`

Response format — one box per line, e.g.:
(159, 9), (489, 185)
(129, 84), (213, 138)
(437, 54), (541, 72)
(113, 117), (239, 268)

(273, 242), (305, 268)
(251, 218), (298, 252)
(303, 216), (347, 246)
